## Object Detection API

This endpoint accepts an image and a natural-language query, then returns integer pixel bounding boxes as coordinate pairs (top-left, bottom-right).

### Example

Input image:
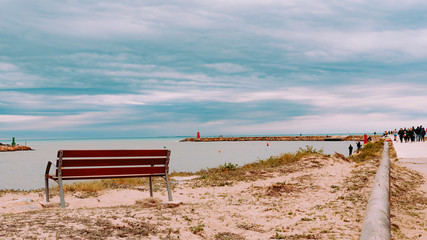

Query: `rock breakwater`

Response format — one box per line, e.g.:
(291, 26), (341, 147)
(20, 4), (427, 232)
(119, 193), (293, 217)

(180, 135), (381, 142)
(0, 145), (32, 152)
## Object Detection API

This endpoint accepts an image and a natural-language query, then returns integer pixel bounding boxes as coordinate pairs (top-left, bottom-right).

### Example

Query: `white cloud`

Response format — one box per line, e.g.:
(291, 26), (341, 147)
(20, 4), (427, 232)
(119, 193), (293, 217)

(5, 80), (424, 117)
(203, 63), (248, 73)
(0, 62), (17, 71)
(0, 110), (125, 131)
(0, 115), (42, 123)
(218, 112), (427, 135)
(59, 94), (147, 106)
(16, 2), (230, 39)
(311, 29), (427, 59)
(197, 0), (333, 15)
(2, 80), (427, 135)
(256, 27), (427, 60)
(0, 63), (44, 89)
(75, 66), (253, 89)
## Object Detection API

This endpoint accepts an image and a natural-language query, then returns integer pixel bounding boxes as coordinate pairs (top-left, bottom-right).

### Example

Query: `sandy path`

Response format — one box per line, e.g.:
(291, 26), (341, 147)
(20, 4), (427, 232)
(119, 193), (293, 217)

(1, 149), (426, 239)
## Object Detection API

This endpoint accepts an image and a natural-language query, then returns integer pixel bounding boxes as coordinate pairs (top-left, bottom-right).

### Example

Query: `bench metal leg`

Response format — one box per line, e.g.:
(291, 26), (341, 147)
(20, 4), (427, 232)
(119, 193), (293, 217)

(149, 176), (153, 197)
(58, 178), (66, 208)
(44, 161), (53, 203)
(165, 175), (173, 201)
(45, 177), (50, 202)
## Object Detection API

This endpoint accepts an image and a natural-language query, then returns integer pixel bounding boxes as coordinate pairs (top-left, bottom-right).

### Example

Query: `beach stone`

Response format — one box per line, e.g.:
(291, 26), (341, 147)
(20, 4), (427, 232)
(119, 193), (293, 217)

(0, 198), (43, 213)
(135, 198), (181, 208)
(40, 202), (70, 208)
(163, 201), (182, 208)
(171, 176), (199, 183)
(136, 186), (148, 191)
(136, 197), (163, 208)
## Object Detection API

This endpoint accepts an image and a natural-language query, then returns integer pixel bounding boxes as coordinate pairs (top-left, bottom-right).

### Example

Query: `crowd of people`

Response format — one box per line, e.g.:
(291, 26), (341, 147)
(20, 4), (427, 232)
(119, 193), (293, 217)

(389, 126), (426, 143)
(347, 126), (425, 156)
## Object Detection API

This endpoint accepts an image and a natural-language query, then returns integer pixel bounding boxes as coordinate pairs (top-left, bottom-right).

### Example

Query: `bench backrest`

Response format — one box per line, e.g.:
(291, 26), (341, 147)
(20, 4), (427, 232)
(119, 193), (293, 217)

(55, 149), (171, 180)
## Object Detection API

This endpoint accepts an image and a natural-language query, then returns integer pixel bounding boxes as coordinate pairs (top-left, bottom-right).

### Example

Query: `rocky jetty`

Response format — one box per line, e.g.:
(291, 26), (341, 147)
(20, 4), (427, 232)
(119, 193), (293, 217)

(0, 144), (32, 152)
(180, 135), (381, 142)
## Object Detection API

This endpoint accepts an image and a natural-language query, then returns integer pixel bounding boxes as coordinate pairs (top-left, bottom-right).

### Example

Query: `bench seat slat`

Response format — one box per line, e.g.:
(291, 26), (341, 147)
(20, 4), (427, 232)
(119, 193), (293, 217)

(60, 149), (169, 158)
(59, 158), (167, 167)
(47, 173), (165, 181)
(60, 166), (166, 178)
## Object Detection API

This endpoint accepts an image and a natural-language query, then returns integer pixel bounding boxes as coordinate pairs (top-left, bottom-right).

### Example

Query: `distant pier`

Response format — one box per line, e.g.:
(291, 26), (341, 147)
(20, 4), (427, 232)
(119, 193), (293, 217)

(180, 135), (381, 142)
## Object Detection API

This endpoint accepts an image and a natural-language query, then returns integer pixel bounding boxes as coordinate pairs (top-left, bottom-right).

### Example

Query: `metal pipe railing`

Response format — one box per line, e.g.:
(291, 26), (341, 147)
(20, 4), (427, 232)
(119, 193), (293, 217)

(360, 142), (391, 240)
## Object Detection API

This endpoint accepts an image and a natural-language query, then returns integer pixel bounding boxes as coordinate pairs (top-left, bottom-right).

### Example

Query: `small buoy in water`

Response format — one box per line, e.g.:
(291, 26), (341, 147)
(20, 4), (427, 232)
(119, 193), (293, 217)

(267, 143), (269, 146)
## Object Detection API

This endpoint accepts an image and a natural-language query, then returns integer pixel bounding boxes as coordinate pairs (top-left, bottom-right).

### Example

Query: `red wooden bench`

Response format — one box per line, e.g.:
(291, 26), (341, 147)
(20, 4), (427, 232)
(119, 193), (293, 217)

(45, 149), (173, 208)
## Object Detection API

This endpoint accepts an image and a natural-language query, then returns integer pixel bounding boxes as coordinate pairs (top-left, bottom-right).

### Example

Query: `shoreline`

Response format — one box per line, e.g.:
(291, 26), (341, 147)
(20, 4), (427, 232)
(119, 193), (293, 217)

(180, 135), (381, 142)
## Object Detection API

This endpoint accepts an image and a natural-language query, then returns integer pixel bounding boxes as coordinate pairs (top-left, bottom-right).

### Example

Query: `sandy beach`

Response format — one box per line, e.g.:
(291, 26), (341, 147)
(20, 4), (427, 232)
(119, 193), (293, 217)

(1, 142), (426, 239)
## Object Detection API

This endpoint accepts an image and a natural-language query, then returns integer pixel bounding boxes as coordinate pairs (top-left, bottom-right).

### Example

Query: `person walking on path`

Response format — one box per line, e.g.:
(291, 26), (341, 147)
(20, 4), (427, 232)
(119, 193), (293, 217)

(416, 126), (421, 141)
(398, 128), (404, 143)
(393, 129), (397, 141)
(422, 127), (426, 142)
(349, 144), (353, 156)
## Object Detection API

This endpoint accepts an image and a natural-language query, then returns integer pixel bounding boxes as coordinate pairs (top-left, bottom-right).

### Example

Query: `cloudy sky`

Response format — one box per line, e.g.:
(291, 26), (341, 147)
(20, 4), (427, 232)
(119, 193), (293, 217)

(1, 0), (427, 139)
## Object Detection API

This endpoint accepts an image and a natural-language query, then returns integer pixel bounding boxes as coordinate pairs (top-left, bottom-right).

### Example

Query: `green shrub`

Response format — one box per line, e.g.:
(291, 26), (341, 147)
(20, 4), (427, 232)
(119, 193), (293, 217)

(190, 224), (204, 234)
(220, 162), (238, 171)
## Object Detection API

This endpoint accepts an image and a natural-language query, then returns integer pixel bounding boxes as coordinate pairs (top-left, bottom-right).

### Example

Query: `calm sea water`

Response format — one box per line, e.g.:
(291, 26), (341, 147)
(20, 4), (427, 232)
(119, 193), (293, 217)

(0, 138), (355, 190)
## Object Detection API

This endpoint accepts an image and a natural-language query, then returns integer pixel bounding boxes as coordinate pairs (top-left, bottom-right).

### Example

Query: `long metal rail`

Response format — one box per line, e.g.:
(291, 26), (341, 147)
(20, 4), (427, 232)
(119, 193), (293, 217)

(360, 142), (391, 239)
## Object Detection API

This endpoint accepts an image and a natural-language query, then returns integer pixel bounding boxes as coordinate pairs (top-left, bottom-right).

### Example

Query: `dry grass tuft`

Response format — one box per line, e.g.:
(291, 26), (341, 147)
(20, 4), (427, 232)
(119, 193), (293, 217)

(236, 222), (264, 232)
(332, 152), (349, 162)
(388, 141), (398, 159)
(49, 177), (168, 198)
(265, 181), (301, 197)
(46, 145), (326, 193)
(135, 198), (163, 208)
(215, 232), (246, 240)
(193, 146), (325, 187)
(348, 140), (384, 163)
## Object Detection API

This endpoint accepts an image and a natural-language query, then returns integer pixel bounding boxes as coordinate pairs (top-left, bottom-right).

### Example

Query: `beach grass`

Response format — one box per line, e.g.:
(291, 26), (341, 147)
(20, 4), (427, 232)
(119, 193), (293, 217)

(243, 145), (324, 170)
(51, 141), (384, 194)
(50, 145), (326, 194)
(57, 178), (153, 195)
(193, 145), (325, 187)
(348, 139), (384, 163)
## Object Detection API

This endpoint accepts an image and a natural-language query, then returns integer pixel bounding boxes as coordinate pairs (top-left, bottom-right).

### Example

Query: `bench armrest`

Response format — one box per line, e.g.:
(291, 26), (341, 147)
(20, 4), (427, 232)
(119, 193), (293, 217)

(45, 161), (55, 175)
